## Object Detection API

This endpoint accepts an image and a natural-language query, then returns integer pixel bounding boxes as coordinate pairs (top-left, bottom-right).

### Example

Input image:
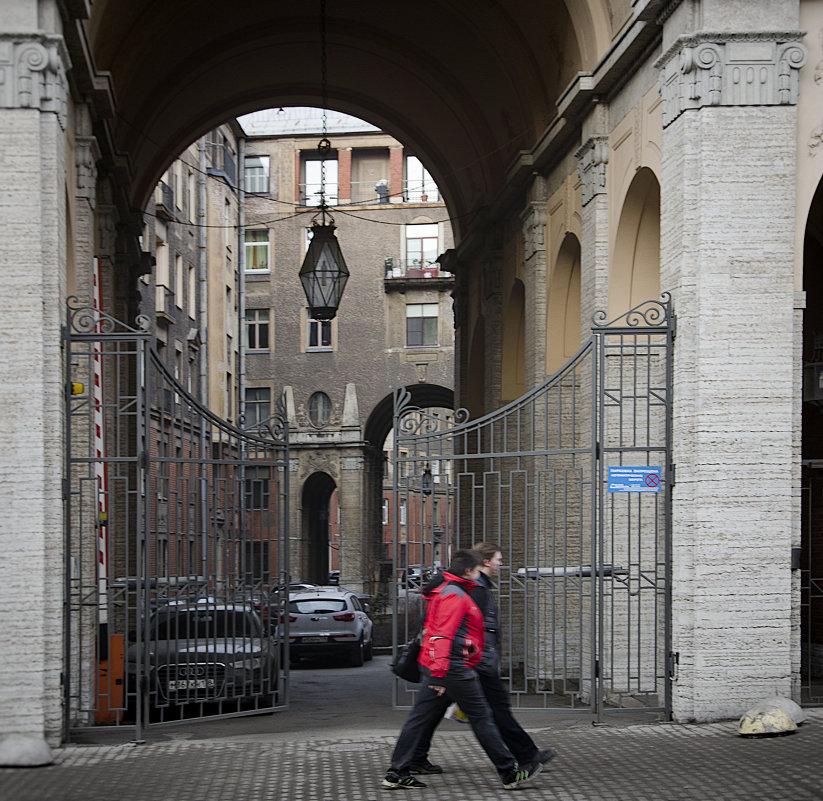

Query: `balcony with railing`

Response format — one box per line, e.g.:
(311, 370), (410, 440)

(155, 180), (176, 221)
(383, 258), (453, 292)
(155, 284), (176, 324)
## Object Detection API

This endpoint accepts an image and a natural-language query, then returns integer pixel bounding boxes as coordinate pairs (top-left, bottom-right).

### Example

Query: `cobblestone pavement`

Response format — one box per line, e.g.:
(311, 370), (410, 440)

(2, 658), (820, 801)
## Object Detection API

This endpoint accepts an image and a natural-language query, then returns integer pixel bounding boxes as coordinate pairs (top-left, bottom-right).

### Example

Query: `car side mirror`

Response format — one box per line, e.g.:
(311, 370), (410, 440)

(363, 603), (370, 614)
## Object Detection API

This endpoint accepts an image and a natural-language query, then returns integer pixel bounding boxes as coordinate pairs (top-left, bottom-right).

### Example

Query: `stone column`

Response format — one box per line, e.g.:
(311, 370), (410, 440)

(576, 135), (610, 334)
(657, 28), (806, 721)
(0, 28), (70, 758)
(521, 178), (549, 390)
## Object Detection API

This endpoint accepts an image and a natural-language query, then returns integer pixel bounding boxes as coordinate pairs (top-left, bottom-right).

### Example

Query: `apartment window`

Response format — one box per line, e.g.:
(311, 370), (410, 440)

(155, 238), (169, 287)
(187, 169), (196, 221)
(245, 308), (270, 350)
(245, 155), (270, 194)
(225, 288), (233, 338)
(187, 265), (196, 319)
(307, 314), (333, 350)
(303, 156), (338, 206)
(244, 386), (271, 428)
(224, 199), (231, 249)
(245, 229), (270, 272)
(382, 498), (389, 525)
(308, 391), (331, 428)
(400, 498), (407, 526)
(405, 155), (438, 202)
(174, 254), (183, 308)
(406, 303), (439, 346)
(405, 223), (439, 269)
(245, 466), (271, 510)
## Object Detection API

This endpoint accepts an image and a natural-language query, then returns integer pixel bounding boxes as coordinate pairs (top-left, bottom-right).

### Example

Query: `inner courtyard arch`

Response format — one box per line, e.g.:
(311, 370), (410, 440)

(301, 472), (337, 585)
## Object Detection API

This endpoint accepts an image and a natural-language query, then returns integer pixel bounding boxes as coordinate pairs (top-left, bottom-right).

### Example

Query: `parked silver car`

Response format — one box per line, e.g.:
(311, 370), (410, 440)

(287, 587), (373, 666)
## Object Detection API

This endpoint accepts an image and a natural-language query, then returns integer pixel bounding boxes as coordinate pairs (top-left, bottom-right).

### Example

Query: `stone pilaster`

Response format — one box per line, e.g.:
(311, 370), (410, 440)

(521, 185), (548, 390)
(0, 28), (70, 754)
(657, 30), (806, 721)
(575, 136), (610, 334)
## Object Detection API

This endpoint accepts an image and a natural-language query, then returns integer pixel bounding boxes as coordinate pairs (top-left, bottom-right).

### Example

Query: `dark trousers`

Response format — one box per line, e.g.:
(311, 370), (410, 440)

(411, 669), (538, 765)
(390, 667), (517, 775)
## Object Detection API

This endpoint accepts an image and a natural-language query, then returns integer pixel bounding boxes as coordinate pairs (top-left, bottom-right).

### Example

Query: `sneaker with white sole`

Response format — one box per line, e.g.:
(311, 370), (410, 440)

(501, 762), (542, 789)
(382, 770), (427, 789)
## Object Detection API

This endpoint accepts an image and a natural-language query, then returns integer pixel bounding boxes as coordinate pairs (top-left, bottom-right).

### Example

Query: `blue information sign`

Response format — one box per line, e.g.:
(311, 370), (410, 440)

(608, 466), (662, 493)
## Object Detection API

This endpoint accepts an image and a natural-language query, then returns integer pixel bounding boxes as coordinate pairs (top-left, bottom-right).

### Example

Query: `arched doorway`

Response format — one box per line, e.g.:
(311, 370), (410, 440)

(801, 177), (823, 704)
(301, 472), (337, 585)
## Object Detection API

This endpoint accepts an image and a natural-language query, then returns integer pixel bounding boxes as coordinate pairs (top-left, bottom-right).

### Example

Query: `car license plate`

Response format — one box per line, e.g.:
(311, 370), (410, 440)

(168, 678), (215, 690)
(302, 637), (326, 643)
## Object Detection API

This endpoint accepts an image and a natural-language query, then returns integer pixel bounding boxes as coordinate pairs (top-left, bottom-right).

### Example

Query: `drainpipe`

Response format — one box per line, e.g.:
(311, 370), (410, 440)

(238, 137), (246, 427)
(198, 136), (209, 581)
(198, 136), (208, 405)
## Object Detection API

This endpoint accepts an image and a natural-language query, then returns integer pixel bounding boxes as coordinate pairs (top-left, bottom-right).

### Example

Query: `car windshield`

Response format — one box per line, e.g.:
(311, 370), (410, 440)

(289, 599), (347, 614)
(151, 610), (261, 640)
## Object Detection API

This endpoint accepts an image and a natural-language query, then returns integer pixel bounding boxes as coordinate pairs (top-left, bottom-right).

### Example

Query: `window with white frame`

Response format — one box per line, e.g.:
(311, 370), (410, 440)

(307, 313), (333, 350)
(245, 229), (269, 271)
(382, 498), (389, 525)
(406, 303), (439, 346)
(244, 386), (270, 428)
(405, 155), (438, 202)
(244, 155), (270, 194)
(303, 156), (338, 206)
(245, 308), (270, 350)
(405, 223), (439, 270)
(399, 498), (407, 525)
(308, 391), (332, 428)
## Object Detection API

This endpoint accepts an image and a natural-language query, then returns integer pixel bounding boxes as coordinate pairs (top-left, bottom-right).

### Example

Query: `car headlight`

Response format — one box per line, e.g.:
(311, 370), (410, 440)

(229, 657), (263, 670)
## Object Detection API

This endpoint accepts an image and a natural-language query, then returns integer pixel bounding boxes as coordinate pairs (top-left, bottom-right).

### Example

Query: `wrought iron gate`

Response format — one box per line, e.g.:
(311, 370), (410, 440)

(63, 299), (289, 739)
(392, 297), (673, 718)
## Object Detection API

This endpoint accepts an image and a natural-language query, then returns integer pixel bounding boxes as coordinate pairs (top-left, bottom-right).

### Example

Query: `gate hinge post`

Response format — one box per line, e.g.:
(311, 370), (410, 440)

(139, 451), (148, 471)
(668, 651), (679, 680)
(594, 658), (600, 678)
(669, 464), (675, 487)
(670, 314), (676, 340)
(62, 478), (70, 501)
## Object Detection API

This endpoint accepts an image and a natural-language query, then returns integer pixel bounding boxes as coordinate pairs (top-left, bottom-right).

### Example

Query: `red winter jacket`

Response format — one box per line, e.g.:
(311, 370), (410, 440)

(418, 571), (485, 679)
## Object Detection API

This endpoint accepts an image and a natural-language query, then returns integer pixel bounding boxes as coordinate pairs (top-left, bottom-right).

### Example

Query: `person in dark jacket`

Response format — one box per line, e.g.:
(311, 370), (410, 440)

(382, 549), (541, 791)
(408, 542), (557, 776)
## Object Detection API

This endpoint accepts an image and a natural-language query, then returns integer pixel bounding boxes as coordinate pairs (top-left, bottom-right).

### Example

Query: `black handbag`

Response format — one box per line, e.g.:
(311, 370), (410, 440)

(391, 632), (422, 682)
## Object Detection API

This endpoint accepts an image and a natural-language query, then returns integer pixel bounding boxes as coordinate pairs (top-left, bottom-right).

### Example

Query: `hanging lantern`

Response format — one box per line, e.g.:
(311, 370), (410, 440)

(299, 223), (349, 321)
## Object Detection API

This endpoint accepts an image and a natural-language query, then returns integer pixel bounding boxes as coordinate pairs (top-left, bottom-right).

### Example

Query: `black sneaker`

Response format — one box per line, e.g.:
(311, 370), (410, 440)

(382, 770), (427, 789)
(409, 760), (443, 774)
(536, 747), (557, 764)
(501, 762), (542, 790)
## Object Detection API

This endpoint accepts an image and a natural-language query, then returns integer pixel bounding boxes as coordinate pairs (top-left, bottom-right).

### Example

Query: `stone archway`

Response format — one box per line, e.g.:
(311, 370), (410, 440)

(546, 233), (581, 375)
(502, 280), (526, 401)
(801, 176), (823, 703)
(301, 472), (337, 585)
(609, 167), (660, 318)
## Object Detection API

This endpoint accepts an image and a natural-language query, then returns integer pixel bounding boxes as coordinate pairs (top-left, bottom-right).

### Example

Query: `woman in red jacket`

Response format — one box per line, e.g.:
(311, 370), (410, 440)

(382, 550), (541, 791)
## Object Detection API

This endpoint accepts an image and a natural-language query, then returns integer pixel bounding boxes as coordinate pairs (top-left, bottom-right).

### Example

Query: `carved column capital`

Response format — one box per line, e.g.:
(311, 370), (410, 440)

(0, 33), (69, 129)
(575, 135), (609, 207)
(520, 200), (546, 262)
(76, 135), (101, 206)
(656, 32), (807, 127)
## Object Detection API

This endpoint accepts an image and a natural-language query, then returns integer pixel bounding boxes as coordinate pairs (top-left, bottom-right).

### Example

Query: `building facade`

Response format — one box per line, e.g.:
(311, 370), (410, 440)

(238, 108), (455, 592)
(3, 0), (823, 755)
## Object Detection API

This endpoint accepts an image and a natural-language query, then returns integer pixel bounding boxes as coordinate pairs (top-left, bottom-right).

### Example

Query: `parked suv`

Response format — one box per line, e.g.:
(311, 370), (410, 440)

(287, 587), (373, 666)
(127, 601), (279, 709)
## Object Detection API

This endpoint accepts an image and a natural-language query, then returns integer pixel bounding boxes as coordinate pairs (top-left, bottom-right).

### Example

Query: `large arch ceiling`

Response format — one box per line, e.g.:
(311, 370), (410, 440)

(84, 0), (615, 239)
